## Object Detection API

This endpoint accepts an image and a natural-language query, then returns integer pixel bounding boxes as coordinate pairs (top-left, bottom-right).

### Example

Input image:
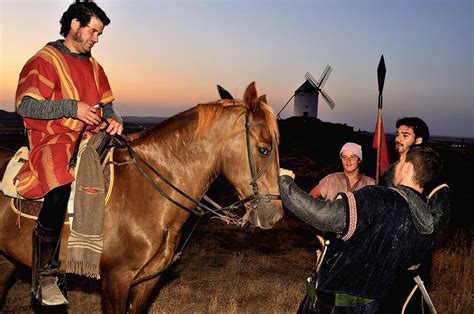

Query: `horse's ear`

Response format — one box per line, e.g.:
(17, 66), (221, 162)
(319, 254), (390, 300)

(244, 82), (258, 112)
(217, 84), (234, 100)
(258, 94), (267, 104)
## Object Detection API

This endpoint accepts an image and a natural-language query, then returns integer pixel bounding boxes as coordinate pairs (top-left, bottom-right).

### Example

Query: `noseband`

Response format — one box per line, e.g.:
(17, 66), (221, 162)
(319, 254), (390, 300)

(113, 109), (280, 226)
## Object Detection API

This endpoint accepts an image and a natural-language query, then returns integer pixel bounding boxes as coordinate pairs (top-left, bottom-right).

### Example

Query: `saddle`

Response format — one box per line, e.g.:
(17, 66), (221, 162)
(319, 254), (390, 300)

(0, 133), (118, 222)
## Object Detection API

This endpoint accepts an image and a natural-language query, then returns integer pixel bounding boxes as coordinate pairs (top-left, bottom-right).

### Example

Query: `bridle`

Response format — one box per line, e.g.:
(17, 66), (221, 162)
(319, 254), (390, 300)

(244, 111), (280, 210)
(112, 109), (280, 227)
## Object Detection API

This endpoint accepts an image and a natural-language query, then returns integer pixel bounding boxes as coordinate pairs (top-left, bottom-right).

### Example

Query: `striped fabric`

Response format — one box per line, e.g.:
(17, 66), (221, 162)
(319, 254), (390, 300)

(14, 43), (114, 199)
(66, 229), (103, 278)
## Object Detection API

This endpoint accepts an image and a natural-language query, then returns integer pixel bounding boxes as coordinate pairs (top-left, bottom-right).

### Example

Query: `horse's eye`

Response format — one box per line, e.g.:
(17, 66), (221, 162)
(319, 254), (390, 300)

(257, 147), (270, 156)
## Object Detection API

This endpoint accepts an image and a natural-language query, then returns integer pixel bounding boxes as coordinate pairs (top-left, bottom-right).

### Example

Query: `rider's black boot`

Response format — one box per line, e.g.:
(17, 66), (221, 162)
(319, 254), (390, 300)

(31, 221), (68, 306)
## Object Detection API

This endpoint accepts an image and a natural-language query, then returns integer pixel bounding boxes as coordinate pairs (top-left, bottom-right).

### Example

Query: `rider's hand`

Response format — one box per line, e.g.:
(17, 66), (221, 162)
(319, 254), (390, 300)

(76, 102), (101, 125)
(279, 168), (295, 179)
(100, 118), (123, 135)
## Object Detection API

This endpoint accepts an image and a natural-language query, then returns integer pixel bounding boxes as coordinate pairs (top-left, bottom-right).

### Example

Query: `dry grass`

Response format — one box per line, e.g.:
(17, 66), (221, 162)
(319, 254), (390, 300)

(430, 227), (472, 313)
(1, 215), (472, 313)
(150, 216), (315, 313)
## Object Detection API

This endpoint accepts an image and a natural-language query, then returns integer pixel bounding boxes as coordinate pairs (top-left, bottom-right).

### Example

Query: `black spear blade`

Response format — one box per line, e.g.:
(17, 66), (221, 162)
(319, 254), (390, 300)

(377, 55), (386, 96)
(217, 85), (234, 100)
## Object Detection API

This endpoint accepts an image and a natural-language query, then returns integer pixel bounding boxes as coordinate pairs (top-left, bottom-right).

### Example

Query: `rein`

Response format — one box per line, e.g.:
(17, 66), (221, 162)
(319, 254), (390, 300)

(68, 109), (281, 285)
(111, 110), (280, 227)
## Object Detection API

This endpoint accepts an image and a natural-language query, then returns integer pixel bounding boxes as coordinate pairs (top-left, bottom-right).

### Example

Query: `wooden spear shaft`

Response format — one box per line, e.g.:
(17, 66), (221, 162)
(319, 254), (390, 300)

(375, 96), (383, 184)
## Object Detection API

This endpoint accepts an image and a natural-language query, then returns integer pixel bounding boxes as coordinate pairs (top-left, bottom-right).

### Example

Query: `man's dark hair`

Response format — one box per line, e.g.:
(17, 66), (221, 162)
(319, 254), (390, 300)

(405, 145), (442, 187)
(59, 1), (110, 37)
(396, 117), (430, 144)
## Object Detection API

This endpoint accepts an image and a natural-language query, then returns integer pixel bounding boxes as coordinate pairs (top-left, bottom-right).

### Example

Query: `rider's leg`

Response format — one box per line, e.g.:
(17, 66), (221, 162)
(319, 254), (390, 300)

(32, 183), (71, 306)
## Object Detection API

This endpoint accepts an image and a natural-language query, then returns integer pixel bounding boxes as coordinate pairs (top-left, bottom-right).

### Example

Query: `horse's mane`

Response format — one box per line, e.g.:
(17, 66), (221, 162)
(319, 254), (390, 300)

(127, 98), (279, 143)
(195, 99), (279, 141)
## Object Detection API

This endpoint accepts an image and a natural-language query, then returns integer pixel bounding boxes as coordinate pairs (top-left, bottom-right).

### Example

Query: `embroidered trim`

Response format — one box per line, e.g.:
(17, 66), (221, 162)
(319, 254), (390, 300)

(344, 173), (362, 192)
(428, 183), (448, 199)
(341, 192), (357, 241)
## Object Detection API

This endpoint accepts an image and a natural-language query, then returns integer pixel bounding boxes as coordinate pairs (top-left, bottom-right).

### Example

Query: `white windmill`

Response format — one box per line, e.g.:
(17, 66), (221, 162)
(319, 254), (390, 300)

(276, 65), (335, 119)
(293, 65), (335, 118)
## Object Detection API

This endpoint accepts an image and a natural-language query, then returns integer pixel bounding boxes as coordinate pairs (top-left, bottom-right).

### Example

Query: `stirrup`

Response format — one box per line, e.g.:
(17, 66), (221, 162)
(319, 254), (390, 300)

(34, 274), (68, 306)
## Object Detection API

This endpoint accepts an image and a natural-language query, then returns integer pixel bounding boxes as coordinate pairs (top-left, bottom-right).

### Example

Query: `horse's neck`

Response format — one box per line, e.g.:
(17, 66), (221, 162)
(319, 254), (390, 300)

(129, 117), (226, 199)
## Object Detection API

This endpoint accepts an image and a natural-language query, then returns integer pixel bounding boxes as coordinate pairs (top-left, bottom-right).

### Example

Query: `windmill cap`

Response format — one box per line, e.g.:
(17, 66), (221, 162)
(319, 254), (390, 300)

(295, 80), (319, 93)
(340, 142), (363, 161)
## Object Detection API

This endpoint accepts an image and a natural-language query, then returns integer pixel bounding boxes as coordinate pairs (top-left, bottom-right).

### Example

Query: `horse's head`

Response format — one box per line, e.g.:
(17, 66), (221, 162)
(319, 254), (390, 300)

(207, 82), (284, 229)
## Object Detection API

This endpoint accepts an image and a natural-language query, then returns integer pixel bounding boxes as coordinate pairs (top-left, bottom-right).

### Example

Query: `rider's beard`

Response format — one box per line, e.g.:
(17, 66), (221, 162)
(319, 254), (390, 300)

(73, 32), (83, 43)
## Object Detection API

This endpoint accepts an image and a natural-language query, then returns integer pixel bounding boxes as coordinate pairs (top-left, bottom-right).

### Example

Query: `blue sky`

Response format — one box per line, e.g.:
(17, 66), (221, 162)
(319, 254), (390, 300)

(0, 0), (472, 137)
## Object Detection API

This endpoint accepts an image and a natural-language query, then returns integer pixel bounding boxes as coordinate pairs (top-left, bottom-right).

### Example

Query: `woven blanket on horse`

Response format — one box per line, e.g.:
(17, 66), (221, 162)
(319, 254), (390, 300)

(0, 131), (116, 279)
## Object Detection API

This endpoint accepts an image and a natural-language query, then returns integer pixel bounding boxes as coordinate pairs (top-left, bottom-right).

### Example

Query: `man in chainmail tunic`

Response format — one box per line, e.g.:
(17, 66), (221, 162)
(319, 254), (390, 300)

(278, 145), (443, 313)
(14, 1), (122, 306)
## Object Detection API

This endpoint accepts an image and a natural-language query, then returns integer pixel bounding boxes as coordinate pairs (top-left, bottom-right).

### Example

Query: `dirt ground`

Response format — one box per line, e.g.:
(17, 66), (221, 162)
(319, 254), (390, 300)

(2, 214), (317, 313)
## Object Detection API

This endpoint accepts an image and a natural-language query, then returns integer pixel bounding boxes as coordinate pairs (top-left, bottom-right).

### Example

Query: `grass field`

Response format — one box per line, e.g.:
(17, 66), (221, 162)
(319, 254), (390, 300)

(1, 215), (471, 313)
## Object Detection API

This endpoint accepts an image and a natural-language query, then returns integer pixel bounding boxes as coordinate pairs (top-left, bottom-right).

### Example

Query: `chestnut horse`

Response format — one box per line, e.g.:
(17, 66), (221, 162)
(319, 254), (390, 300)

(0, 82), (283, 313)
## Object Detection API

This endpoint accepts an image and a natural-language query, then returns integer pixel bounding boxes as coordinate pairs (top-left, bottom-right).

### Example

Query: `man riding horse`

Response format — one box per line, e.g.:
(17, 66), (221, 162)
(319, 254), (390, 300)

(15, 1), (122, 306)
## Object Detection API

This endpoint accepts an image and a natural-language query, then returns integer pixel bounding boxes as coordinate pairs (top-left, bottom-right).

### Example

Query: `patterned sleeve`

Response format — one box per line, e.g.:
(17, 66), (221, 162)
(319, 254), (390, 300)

(17, 96), (77, 119)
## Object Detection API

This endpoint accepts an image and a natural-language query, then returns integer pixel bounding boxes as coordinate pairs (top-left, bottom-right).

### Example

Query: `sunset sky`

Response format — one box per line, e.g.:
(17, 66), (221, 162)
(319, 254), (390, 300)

(0, 0), (472, 138)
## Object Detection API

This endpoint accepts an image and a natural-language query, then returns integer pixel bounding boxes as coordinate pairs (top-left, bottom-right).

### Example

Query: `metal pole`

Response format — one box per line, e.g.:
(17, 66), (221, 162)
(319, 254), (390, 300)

(414, 275), (437, 314)
(276, 94), (295, 119)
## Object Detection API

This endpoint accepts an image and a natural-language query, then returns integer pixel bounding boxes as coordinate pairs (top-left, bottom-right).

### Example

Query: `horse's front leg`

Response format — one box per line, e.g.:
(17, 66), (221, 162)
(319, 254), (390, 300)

(127, 275), (162, 313)
(100, 266), (135, 314)
(127, 227), (180, 313)
(0, 253), (16, 308)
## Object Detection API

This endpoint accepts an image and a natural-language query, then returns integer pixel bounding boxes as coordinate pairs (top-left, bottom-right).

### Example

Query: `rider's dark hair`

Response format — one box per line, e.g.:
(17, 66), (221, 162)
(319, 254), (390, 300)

(396, 117), (430, 144)
(59, 1), (110, 37)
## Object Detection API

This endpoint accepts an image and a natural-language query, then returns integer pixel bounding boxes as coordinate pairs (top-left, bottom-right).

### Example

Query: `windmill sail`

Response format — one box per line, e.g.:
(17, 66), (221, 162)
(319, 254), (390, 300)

(305, 65), (335, 110)
(321, 90), (335, 109)
(305, 72), (319, 88)
(317, 65), (332, 89)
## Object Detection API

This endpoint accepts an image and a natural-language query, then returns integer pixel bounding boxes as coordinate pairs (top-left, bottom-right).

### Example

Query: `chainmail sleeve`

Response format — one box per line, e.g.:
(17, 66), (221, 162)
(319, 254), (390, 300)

(278, 175), (346, 233)
(102, 102), (123, 124)
(17, 96), (77, 119)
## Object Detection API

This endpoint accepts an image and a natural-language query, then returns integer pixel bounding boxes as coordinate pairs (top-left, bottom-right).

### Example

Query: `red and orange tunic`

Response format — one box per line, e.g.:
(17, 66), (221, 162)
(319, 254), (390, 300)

(14, 41), (114, 199)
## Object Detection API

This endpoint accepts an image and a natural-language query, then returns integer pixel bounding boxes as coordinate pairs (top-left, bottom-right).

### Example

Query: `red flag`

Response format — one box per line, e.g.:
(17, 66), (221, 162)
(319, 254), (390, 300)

(373, 113), (390, 176)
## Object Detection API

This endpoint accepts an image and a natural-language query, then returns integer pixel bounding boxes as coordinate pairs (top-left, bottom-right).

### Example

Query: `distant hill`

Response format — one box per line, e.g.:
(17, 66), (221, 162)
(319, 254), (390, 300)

(122, 116), (167, 125)
(0, 110), (167, 133)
